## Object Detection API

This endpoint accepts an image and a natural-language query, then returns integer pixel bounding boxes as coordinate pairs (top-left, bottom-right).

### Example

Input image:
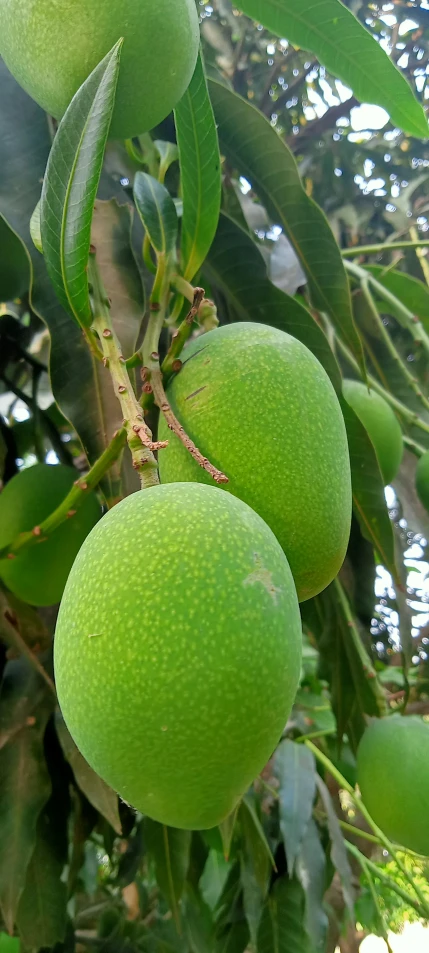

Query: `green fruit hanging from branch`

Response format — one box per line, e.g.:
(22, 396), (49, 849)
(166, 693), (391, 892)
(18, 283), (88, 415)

(0, 464), (101, 606)
(357, 715), (429, 856)
(158, 323), (352, 602)
(342, 379), (404, 485)
(54, 482), (302, 830)
(0, 0), (199, 139)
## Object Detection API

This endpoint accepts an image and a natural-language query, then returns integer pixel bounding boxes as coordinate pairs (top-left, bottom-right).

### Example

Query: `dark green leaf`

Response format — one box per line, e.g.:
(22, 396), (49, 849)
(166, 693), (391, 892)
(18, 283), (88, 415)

(133, 172), (178, 256)
(209, 80), (364, 372)
(200, 849), (231, 910)
(175, 52), (221, 281)
(183, 884), (214, 953)
(239, 797), (275, 888)
(55, 714), (121, 835)
(274, 740), (316, 876)
(214, 861), (249, 953)
(235, 0), (428, 138)
(144, 820), (191, 925)
(341, 396), (398, 582)
(0, 215), (31, 302)
(239, 798), (271, 945)
(0, 65), (136, 498)
(204, 212), (342, 390)
(16, 798), (68, 950)
(257, 875), (313, 953)
(218, 805), (239, 861)
(296, 819), (328, 952)
(0, 660), (53, 932)
(41, 41), (122, 327)
(365, 265), (429, 329)
(315, 774), (355, 921)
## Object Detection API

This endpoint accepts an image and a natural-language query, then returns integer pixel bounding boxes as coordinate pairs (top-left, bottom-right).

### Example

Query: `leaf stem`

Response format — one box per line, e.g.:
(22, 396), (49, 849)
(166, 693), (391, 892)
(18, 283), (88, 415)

(1, 603), (56, 697)
(88, 252), (162, 489)
(0, 429), (127, 562)
(345, 841), (427, 919)
(360, 278), (429, 414)
(305, 739), (429, 918)
(344, 259), (429, 357)
(342, 241), (429, 257)
(403, 435), (426, 457)
(161, 287), (205, 384)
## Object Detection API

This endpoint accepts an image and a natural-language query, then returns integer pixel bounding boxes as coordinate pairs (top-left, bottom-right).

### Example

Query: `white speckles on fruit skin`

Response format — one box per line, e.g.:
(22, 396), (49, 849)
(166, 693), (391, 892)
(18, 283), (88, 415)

(158, 323), (352, 602)
(0, 0), (199, 139)
(54, 483), (301, 830)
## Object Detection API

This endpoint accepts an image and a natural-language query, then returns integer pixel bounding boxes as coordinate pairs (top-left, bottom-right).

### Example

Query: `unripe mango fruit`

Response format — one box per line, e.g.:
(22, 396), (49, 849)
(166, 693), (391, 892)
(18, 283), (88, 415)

(415, 450), (429, 513)
(342, 379), (403, 485)
(54, 483), (302, 830)
(357, 715), (429, 855)
(158, 323), (352, 602)
(0, 0), (199, 140)
(0, 464), (101, 606)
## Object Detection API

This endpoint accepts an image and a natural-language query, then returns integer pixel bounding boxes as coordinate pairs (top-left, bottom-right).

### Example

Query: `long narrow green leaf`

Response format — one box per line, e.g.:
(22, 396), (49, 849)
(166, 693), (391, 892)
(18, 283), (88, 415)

(175, 52), (221, 281)
(40, 40), (122, 327)
(209, 80), (364, 373)
(144, 820), (191, 927)
(134, 172), (178, 255)
(235, 0), (428, 138)
(274, 741), (316, 877)
(257, 876), (313, 953)
(204, 212), (342, 391)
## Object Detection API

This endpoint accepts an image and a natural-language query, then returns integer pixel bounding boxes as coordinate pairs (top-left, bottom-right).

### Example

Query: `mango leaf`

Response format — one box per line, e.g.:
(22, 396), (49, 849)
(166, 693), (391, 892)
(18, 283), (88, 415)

(315, 774), (355, 921)
(341, 396), (397, 582)
(55, 714), (121, 835)
(235, 0), (428, 139)
(175, 52), (221, 281)
(30, 201), (42, 254)
(274, 740), (316, 877)
(0, 215), (31, 302)
(0, 64), (136, 498)
(239, 797), (275, 886)
(214, 861), (249, 953)
(41, 41), (122, 327)
(144, 820), (191, 926)
(219, 805), (239, 862)
(0, 660), (54, 932)
(365, 265), (429, 329)
(16, 795), (68, 950)
(209, 80), (364, 373)
(204, 212), (342, 391)
(183, 884), (214, 953)
(296, 819), (328, 952)
(257, 876), (313, 953)
(239, 801), (272, 945)
(134, 172), (178, 255)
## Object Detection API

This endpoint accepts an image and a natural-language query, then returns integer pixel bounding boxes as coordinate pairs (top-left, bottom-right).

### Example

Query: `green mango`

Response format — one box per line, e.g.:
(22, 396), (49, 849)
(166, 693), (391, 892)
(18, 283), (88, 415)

(158, 323), (352, 602)
(357, 715), (429, 855)
(0, 0), (199, 140)
(54, 482), (302, 829)
(0, 464), (101, 606)
(343, 379), (403, 485)
(415, 450), (429, 513)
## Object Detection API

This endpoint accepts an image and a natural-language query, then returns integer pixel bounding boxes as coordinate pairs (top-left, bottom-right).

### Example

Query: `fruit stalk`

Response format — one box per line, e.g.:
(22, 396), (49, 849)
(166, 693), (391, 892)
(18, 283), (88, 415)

(0, 428), (127, 561)
(150, 366), (228, 485)
(161, 286), (205, 385)
(88, 251), (163, 489)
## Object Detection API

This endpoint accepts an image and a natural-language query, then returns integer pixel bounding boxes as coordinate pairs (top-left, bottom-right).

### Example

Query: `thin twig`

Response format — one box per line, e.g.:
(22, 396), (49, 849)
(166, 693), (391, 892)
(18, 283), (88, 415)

(162, 287), (205, 384)
(151, 367), (228, 485)
(0, 428), (127, 561)
(2, 604), (56, 697)
(342, 240), (429, 258)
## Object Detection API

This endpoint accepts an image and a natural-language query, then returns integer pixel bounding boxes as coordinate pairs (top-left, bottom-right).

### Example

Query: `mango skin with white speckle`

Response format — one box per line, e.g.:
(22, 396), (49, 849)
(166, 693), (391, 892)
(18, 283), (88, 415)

(158, 323), (352, 602)
(54, 482), (302, 830)
(0, 0), (199, 140)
